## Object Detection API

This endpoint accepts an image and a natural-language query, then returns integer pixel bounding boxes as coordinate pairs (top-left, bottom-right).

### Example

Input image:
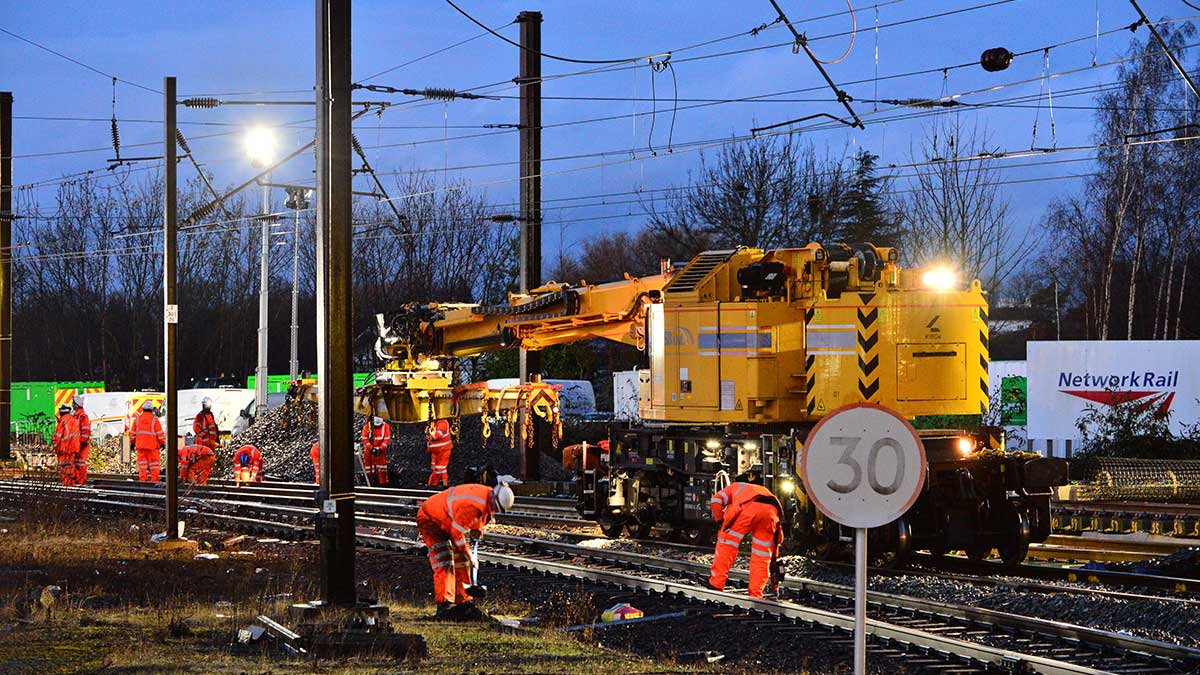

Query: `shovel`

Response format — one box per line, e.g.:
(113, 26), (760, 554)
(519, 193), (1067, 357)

(466, 539), (489, 598)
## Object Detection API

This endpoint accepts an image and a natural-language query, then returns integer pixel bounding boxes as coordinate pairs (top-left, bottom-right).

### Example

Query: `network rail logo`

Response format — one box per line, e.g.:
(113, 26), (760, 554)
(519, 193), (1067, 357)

(1057, 370), (1180, 416)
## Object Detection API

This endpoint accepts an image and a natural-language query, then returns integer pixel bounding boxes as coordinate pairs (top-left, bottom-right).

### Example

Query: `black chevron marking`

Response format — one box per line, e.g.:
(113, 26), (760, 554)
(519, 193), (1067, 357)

(805, 308), (815, 322)
(980, 354), (988, 371)
(859, 292), (875, 306)
(805, 354), (815, 370)
(858, 353), (879, 376)
(980, 378), (988, 395)
(807, 399), (817, 415)
(859, 378), (880, 399)
(806, 376), (815, 392)
(979, 331), (989, 350)
(979, 307), (988, 322)
(857, 307), (879, 329)
(858, 330), (878, 352)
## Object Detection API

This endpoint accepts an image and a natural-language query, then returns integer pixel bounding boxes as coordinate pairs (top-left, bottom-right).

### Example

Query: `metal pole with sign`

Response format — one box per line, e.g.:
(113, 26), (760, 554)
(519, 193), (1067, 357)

(800, 403), (926, 675)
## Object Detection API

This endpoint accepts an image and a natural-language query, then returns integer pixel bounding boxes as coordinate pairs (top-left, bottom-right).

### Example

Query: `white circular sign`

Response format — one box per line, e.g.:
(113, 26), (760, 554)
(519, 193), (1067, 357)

(800, 404), (926, 529)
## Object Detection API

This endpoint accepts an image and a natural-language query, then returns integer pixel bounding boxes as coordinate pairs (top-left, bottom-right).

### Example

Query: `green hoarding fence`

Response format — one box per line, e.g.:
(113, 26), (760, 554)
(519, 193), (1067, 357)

(10, 380), (105, 443)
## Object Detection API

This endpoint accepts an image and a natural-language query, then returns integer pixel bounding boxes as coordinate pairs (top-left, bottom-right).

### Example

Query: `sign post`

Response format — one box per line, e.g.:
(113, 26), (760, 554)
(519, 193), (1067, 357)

(800, 403), (926, 675)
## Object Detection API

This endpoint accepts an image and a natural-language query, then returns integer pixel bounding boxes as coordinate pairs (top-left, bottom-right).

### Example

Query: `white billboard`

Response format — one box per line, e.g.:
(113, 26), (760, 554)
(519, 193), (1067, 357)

(1027, 341), (1200, 440)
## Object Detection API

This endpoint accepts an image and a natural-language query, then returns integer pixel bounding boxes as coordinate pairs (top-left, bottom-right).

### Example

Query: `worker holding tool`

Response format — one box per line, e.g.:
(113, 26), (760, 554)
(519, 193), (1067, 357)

(416, 482), (514, 620)
(360, 416), (391, 486)
(72, 396), (92, 484)
(192, 397), (220, 451)
(425, 418), (453, 487)
(130, 400), (166, 482)
(310, 441), (321, 484)
(233, 444), (263, 483)
(179, 443), (216, 485)
(52, 403), (81, 486)
(707, 480), (785, 599)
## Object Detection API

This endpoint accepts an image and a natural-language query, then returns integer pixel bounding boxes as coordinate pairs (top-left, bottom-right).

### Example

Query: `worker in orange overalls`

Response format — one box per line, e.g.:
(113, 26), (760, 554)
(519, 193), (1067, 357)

(361, 416), (391, 486)
(72, 396), (92, 484)
(233, 444), (263, 483)
(51, 404), (81, 486)
(130, 400), (166, 482)
(310, 441), (321, 484)
(179, 444), (216, 485)
(425, 418), (453, 487)
(416, 483), (514, 619)
(192, 397), (220, 451)
(707, 480), (784, 598)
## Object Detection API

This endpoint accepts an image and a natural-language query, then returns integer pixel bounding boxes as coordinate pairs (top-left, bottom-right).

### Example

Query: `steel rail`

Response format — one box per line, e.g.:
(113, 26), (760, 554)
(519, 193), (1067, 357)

(3, 480), (1196, 674)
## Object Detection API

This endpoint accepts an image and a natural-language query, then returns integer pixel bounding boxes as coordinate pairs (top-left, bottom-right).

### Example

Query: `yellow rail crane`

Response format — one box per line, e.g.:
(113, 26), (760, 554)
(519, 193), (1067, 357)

(366, 242), (1067, 566)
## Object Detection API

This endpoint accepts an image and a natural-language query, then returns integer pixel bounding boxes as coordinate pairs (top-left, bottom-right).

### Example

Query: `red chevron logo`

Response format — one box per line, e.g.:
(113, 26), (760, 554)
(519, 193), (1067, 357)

(1060, 389), (1176, 417)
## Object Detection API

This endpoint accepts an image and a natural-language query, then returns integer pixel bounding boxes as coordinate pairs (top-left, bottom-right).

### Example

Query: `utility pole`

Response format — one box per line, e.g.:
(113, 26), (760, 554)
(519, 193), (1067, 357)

(285, 187), (310, 382)
(517, 10), (544, 481)
(163, 76), (180, 539)
(315, 0), (356, 607)
(0, 92), (12, 462)
(255, 174), (271, 416)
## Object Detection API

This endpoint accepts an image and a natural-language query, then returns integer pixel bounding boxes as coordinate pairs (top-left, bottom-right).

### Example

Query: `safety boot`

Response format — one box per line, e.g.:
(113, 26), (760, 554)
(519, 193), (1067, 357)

(447, 602), (488, 622)
(433, 602), (453, 620)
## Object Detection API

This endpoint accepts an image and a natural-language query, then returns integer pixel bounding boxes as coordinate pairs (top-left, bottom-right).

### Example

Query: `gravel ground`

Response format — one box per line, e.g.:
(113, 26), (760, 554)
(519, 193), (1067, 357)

(224, 399), (568, 486)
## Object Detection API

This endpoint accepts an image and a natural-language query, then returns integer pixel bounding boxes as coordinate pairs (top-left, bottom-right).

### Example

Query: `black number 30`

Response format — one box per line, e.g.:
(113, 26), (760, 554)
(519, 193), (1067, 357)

(826, 436), (905, 496)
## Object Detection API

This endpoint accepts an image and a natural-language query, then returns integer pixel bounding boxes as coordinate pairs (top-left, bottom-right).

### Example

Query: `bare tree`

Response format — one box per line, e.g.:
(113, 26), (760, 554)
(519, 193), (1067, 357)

(902, 118), (1031, 294)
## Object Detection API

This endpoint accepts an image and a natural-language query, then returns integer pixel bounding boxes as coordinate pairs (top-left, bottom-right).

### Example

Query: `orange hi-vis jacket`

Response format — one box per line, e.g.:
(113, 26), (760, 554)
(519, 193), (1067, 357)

(52, 413), (81, 456)
(75, 409), (92, 446)
(418, 484), (496, 558)
(427, 419), (452, 452)
(192, 410), (219, 448)
(361, 422), (391, 456)
(710, 482), (783, 535)
(130, 411), (166, 451)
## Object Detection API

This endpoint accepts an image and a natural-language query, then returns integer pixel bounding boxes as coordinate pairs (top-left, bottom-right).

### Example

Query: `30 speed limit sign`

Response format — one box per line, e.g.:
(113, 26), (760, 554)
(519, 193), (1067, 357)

(800, 403), (926, 529)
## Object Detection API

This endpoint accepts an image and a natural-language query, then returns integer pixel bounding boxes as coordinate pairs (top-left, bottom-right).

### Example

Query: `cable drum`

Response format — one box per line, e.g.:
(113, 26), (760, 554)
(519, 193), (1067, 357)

(1069, 457), (1200, 502)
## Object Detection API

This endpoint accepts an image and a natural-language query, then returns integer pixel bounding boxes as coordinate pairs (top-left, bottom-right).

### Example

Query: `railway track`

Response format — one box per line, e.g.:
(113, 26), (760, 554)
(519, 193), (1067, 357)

(2, 478), (1199, 674)
(1054, 500), (1200, 539)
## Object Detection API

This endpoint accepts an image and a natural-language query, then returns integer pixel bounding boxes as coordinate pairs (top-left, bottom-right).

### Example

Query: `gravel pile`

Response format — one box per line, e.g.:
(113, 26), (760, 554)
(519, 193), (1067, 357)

(224, 398), (569, 486)
(89, 437), (122, 473)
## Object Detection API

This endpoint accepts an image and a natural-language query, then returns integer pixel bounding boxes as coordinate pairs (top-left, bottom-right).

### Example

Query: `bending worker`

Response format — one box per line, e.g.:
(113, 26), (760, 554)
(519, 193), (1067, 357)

(51, 404), (80, 486)
(72, 396), (92, 484)
(130, 400), (165, 482)
(192, 397), (220, 452)
(426, 418), (453, 487)
(707, 480), (784, 598)
(179, 444), (216, 485)
(361, 416), (391, 486)
(234, 444), (263, 483)
(416, 483), (514, 619)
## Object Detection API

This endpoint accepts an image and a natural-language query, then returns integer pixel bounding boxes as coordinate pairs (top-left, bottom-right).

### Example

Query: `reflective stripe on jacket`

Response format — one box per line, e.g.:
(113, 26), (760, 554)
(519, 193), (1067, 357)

(130, 411), (166, 451)
(361, 422), (391, 455)
(427, 419), (453, 452)
(193, 411), (219, 446)
(75, 410), (91, 444)
(417, 484), (495, 556)
(709, 482), (781, 529)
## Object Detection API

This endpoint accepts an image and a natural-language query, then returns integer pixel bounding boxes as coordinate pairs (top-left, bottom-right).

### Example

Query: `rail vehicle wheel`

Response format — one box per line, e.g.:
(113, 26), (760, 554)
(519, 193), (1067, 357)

(997, 507), (1032, 568)
(873, 517), (913, 569)
(599, 517), (625, 539)
(630, 520), (653, 539)
(671, 526), (709, 546)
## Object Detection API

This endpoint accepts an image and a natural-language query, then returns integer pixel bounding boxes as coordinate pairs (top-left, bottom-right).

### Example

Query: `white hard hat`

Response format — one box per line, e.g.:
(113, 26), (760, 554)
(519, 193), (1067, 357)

(72, 395), (84, 408)
(491, 483), (515, 513)
(202, 397), (213, 409)
(142, 400), (154, 411)
(372, 416), (384, 427)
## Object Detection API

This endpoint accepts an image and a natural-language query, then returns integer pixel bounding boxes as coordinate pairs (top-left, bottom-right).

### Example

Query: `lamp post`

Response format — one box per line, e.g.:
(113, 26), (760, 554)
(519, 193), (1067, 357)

(284, 187), (312, 382)
(245, 127), (277, 418)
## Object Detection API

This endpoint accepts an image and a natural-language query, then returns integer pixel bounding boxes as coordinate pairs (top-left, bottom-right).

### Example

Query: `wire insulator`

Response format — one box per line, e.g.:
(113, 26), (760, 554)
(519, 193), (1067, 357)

(110, 117), (121, 156)
(188, 201), (217, 222)
(421, 88), (457, 102)
(350, 133), (365, 158)
(181, 97), (221, 109)
(174, 129), (191, 154)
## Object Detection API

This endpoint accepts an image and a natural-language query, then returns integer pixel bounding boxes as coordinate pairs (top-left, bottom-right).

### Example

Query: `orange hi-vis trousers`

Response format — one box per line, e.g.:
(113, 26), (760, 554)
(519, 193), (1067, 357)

(416, 512), (473, 605)
(708, 500), (780, 598)
(136, 448), (161, 482)
(427, 445), (451, 486)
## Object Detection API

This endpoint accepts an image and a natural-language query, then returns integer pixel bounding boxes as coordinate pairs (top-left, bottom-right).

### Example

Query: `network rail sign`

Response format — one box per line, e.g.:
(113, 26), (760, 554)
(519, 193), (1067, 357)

(1027, 340), (1200, 440)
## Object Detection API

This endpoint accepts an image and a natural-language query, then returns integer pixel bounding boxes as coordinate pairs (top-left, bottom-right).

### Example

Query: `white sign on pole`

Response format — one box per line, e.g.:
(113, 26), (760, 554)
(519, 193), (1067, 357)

(801, 403), (926, 675)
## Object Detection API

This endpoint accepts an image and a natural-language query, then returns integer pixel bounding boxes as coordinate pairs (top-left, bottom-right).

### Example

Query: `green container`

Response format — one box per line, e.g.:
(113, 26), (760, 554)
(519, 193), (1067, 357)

(245, 373), (376, 394)
(10, 380), (105, 442)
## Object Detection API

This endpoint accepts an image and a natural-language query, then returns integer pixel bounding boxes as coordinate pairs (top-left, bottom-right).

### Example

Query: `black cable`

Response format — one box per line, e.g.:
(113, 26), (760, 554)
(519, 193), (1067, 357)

(0, 27), (161, 94)
(444, 0), (666, 65)
(1184, 0), (1200, 12)
(358, 25), (501, 82)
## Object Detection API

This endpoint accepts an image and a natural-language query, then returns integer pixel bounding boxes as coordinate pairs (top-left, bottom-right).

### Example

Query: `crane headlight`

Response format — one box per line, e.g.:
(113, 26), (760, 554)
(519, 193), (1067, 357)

(743, 441), (758, 451)
(705, 440), (722, 450)
(921, 266), (958, 292)
(778, 478), (795, 494)
(956, 436), (975, 456)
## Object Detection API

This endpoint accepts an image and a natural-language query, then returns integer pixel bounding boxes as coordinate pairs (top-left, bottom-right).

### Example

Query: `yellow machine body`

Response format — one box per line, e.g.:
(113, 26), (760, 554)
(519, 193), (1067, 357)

(643, 246), (989, 425)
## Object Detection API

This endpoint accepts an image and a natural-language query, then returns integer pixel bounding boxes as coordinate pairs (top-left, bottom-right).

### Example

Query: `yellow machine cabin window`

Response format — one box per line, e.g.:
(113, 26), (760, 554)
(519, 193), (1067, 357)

(897, 343), (966, 402)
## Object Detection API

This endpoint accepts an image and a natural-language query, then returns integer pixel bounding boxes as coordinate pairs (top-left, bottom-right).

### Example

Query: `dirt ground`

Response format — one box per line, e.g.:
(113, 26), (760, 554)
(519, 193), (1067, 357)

(0, 500), (727, 675)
